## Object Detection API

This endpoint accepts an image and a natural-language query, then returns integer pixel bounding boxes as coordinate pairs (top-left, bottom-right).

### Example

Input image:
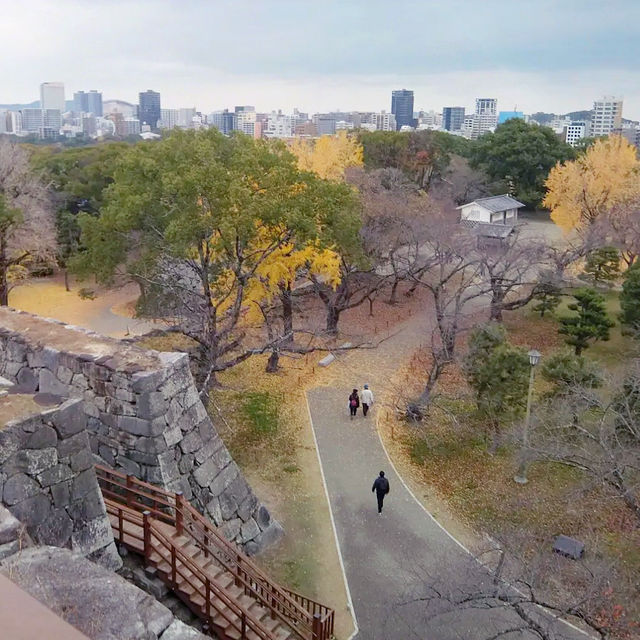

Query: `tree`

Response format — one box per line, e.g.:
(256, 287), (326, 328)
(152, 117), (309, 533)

(73, 129), (359, 391)
(583, 246), (621, 286)
(470, 119), (575, 208)
(290, 130), (363, 181)
(558, 288), (614, 355)
(0, 139), (55, 305)
(541, 350), (603, 397)
(544, 136), (640, 232)
(532, 271), (562, 317)
(619, 263), (640, 336)
(463, 323), (529, 451)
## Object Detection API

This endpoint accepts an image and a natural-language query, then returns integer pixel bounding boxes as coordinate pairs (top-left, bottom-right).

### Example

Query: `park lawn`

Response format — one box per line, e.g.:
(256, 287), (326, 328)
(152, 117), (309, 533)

(379, 301), (640, 628)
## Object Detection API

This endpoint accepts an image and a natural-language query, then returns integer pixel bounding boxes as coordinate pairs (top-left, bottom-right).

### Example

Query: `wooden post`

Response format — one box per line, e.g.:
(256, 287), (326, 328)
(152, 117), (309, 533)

(118, 508), (123, 542)
(235, 553), (242, 587)
(205, 577), (211, 619)
(312, 613), (322, 640)
(126, 474), (133, 508)
(175, 491), (184, 535)
(241, 613), (247, 639)
(142, 510), (151, 564)
(171, 545), (177, 587)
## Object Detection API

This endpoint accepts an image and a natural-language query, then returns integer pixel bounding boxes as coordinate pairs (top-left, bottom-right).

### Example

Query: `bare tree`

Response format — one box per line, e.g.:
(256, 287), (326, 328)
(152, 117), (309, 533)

(0, 139), (55, 304)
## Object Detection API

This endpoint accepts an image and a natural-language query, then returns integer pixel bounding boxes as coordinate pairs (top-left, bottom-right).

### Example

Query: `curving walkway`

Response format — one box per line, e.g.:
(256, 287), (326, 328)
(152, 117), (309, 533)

(307, 317), (587, 640)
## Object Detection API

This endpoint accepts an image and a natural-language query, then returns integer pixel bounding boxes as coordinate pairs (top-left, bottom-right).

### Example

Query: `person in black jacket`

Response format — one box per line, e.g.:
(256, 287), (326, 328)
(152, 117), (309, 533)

(372, 470), (390, 514)
(348, 389), (360, 419)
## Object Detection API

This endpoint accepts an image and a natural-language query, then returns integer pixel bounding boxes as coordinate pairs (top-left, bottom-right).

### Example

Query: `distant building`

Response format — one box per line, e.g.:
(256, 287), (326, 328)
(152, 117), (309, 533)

(0, 110), (7, 134)
(124, 118), (141, 135)
(591, 96), (623, 136)
(73, 90), (103, 116)
(178, 108), (196, 129)
(235, 106), (256, 137)
(159, 108), (179, 129)
(82, 115), (97, 137)
(138, 90), (161, 129)
(265, 111), (293, 138)
(370, 111), (396, 131)
(391, 89), (415, 130)
(417, 110), (441, 130)
(565, 121), (588, 147)
(40, 82), (65, 112)
(209, 109), (236, 135)
(103, 100), (137, 118)
(442, 106), (465, 132)
(294, 121), (317, 137)
(314, 114), (337, 135)
(497, 111), (524, 125)
(547, 116), (572, 134)
(471, 98), (498, 139)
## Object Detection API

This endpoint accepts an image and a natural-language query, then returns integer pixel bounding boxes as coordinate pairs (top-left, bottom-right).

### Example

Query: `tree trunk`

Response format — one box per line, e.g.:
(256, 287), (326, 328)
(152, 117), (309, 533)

(368, 297), (375, 317)
(612, 470), (640, 525)
(489, 299), (503, 322)
(64, 269), (70, 292)
(488, 420), (501, 455)
(326, 306), (340, 335)
(279, 285), (294, 346)
(389, 278), (399, 305)
(266, 350), (280, 373)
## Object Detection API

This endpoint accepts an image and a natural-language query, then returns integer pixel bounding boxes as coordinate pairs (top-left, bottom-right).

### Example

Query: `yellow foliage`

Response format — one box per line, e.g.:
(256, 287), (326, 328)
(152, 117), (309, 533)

(290, 130), (363, 181)
(544, 136), (640, 232)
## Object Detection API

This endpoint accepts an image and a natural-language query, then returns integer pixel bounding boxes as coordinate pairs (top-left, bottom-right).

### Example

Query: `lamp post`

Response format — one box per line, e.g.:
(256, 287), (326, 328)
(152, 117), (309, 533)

(514, 349), (541, 485)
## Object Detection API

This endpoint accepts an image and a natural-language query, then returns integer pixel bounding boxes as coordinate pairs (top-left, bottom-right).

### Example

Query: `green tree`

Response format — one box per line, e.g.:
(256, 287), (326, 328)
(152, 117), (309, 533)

(583, 246), (621, 285)
(532, 272), (562, 317)
(619, 263), (640, 336)
(558, 288), (614, 355)
(470, 118), (575, 208)
(73, 129), (359, 390)
(463, 323), (530, 451)
(541, 350), (602, 396)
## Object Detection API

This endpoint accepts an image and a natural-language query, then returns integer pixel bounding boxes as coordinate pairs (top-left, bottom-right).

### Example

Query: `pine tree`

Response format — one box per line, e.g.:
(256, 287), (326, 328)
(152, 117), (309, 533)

(583, 246), (621, 285)
(619, 264), (640, 336)
(532, 274), (562, 317)
(558, 288), (614, 355)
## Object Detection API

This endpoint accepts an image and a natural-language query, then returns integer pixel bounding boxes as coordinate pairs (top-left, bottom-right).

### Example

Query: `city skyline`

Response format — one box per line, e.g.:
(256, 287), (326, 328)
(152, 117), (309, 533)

(1, 1), (638, 119)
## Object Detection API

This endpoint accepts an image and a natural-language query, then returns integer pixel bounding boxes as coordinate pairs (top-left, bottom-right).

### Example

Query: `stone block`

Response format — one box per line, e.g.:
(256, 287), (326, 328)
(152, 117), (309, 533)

(193, 434), (223, 465)
(116, 415), (154, 437)
(0, 432), (20, 465)
(252, 520), (284, 551)
(98, 444), (116, 467)
(0, 505), (21, 545)
(133, 566), (169, 599)
(160, 619), (208, 640)
(16, 367), (38, 392)
(15, 447), (58, 475)
(56, 365), (74, 385)
(51, 400), (86, 439)
(116, 457), (141, 478)
(138, 391), (167, 419)
(163, 425), (182, 448)
(178, 454), (194, 475)
(7, 340), (27, 362)
(37, 463), (74, 487)
(70, 449), (93, 473)
(4, 472), (40, 506)
(135, 435), (168, 455)
(0, 539), (20, 560)
(553, 535), (585, 560)
(71, 515), (115, 555)
(35, 508), (73, 547)
(226, 474), (250, 507)
(41, 346), (60, 371)
(220, 518), (242, 542)
(192, 458), (218, 488)
(179, 430), (203, 454)
(68, 489), (106, 522)
(318, 353), (335, 367)
(39, 368), (68, 396)
(128, 449), (159, 466)
(209, 464), (239, 498)
(255, 505), (271, 530)
(131, 370), (164, 393)
(25, 426), (57, 450)
(240, 518), (260, 543)
(114, 387), (136, 403)
(72, 468), (98, 501)
(50, 480), (71, 508)
(57, 431), (90, 458)
(205, 496), (222, 526)
(10, 493), (51, 529)
(237, 493), (259, 522)
(219, 492), (238, 520)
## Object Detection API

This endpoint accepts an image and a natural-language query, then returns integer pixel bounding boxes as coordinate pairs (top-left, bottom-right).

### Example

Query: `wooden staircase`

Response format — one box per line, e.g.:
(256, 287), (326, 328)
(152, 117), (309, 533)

(95, 465), (334, 640)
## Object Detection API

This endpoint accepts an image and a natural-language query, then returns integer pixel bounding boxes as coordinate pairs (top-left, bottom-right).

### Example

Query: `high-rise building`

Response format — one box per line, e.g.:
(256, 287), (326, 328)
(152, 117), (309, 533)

(234, 106), (256, 136)
(138, 90), (161, 129)
(471, 98), (498, 139)
(391, 89), (415, 130)
(73, 90), (103, 116)
(21, 108), (61, 138)
(371, 111), (396, 131)
(265, 111), (293, 138)
(178, 108), (196, 129)
(209, 109), (236, 135)
(40, 82), (65, 112)
(314, 114), (337, 135)
(442, 107), (465, 132)
(103, 100), (137, 118)
(591, 96), (623, 136)
(565, 121), (588, 147)
(159, 108), (179, 129)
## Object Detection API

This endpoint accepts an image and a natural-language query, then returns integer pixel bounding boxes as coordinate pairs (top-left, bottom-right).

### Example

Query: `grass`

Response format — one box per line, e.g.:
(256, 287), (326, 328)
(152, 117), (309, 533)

(241, 391), (281, 435)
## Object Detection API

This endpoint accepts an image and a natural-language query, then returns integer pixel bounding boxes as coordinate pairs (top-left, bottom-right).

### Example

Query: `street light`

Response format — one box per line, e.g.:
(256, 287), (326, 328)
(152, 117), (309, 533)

(513, 349), (541, 485)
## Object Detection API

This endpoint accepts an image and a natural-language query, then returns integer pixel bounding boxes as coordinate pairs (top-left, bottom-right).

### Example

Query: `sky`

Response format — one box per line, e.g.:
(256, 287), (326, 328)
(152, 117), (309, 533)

(2, 0), (639, 118)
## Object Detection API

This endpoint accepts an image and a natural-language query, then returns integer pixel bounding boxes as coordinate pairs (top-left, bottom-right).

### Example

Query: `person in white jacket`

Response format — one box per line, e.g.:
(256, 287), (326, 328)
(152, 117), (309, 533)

(361, 384), (374, 417)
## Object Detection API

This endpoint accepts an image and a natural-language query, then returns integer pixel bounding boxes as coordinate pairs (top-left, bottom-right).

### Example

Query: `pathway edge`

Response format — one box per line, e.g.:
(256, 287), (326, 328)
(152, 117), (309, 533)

(305, 392), (359, 640)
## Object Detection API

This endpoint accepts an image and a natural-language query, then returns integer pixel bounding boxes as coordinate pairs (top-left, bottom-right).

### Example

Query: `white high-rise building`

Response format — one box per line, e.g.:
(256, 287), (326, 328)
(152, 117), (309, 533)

(40, 82), (65, 112)
(371, 111), (396, 131)
(235, 106), (256, 137)
(471, 98), (498, 139)
(591, 96), (623, 136)
(565, 121), (588, 147)
(265, 111), (293, 138)
(178, 108), (196, 128)
(159, 108), (179, 129)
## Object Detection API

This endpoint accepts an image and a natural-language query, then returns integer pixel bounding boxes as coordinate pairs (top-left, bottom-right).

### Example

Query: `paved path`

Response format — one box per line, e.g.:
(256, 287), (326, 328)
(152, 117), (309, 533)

(307, 317), (587, 640)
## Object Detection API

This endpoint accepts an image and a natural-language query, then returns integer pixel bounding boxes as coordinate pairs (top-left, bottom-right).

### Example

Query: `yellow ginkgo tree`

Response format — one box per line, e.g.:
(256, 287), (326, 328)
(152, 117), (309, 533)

(544, 135), (640, 233)
(290, 130), (363, 181)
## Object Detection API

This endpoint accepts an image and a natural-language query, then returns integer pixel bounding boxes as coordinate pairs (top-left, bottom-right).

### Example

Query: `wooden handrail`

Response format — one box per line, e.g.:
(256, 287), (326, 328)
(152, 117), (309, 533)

(96, 464), (334, 640)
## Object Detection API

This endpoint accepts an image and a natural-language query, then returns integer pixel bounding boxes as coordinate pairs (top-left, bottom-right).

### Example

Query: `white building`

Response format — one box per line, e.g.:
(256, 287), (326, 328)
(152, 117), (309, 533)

(264, 111), (293, 138)
(40, 82), (65, 113)
(565, 121), (588, 147)
(417, 110), (442, 130)
(471, 98), (498, 139)
(103, 100), (137, 118)
(178, 108), (196, 128)
(371, 111), (396, 131)
(124, 117), (141, 135)
(457, 195), (525, 226)
(591, 96), (623, 136)
(235, 106), (256, 137)
(159, 108), (179, 129)
(547, 116), (572, 134)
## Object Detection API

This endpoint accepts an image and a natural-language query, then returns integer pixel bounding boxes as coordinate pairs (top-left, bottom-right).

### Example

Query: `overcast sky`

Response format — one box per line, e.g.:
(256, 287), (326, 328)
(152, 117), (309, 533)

(2, 0), (639, 118)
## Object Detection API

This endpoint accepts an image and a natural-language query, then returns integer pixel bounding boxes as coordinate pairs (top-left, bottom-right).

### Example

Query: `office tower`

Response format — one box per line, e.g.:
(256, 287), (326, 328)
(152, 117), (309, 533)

(73, 90), (103, 116)
(159, 109), (179, 129)
(471, 98), (497, 139)
(591, 96), (623, 136)
(313, 114), (337, 135)
(234, 106), (256, 136)
(371, 111), (396, 131)
(497, 111), (523, 125)
(565, 121), (588, 147)
(209, 109), (236, 135)
(21, 108), (44, 133)
(265, 111), (293, 138)
(73, 91), (88, 113)
(40, 82), (65, 112)
(391, 89), (415, 130)
(138, 90), (161, 129)
(442, 107), (465, 132)
(178, 108), (196, 128)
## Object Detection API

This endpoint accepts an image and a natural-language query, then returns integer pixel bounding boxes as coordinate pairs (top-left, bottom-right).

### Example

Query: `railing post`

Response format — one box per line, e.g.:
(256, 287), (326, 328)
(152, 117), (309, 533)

(175, 491), (184, 535)
(241, 613), (247, 639)
(205, 577), (211, 620)
(312, 613), (322, 640)
(118, 508), (123, 542)
(235, 553), (241, 587)
(126, 474), (134, 508)
(171, 545), (177, 587)
(142, 510), (151, 564)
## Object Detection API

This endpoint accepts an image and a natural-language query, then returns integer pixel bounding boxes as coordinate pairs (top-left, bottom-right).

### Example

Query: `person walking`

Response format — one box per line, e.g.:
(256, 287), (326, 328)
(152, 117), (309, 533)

(348, 389), (360, 419)
(372, 471), (390, 514)
(361, 384), (374, 417)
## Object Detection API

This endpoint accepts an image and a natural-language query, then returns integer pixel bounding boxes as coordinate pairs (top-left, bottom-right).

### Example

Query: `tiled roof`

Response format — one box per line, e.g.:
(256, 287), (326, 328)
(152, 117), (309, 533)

(457, 194), (525, 213)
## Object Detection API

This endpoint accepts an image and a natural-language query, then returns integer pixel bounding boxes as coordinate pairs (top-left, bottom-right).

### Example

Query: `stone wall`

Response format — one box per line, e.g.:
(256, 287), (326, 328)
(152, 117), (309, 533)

(0, 397), (120, 568)
(0, 308), (282, 553)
